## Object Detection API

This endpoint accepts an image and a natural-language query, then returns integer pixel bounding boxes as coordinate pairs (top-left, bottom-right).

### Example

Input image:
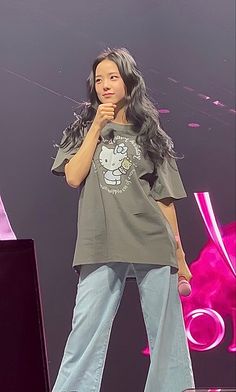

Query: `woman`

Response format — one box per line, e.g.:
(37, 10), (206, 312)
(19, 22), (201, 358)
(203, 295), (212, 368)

(51, 47), (195, 392)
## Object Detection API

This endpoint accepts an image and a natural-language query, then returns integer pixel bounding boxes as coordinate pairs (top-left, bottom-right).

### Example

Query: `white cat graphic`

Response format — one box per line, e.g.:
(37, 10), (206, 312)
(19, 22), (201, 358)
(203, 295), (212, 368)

(99, 143), (132, 185)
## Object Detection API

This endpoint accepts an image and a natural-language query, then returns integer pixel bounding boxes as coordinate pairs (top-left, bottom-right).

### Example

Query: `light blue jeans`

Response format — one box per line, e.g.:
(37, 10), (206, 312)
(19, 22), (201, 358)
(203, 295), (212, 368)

(52, 263), (195, 392)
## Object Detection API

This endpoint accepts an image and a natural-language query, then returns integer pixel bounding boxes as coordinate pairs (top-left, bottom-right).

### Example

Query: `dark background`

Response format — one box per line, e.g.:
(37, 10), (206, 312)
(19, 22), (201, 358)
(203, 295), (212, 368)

(0, 0), (235, 390)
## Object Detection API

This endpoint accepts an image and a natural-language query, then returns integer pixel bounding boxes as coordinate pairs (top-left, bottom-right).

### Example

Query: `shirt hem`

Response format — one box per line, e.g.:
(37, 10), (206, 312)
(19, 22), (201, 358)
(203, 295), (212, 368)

(72, 257), (178, 270)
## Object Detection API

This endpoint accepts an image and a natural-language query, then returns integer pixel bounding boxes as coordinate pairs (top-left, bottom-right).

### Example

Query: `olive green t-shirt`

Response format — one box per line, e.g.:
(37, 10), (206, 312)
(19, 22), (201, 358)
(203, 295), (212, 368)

(51, 121), (187, 277)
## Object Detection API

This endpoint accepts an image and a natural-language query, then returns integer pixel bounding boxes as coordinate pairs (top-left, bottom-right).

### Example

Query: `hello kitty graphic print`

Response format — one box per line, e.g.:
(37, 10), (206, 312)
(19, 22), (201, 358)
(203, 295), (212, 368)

(94, 133), (142, 195)
(99, 143), (133, 185)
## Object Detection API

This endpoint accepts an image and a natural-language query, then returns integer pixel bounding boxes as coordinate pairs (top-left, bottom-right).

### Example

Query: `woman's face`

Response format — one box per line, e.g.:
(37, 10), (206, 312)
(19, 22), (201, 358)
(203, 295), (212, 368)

(95, 59), (126, 106)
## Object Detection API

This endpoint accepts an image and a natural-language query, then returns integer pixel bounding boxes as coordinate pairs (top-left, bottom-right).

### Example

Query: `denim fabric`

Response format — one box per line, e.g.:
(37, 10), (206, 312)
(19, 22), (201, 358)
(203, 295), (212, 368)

(52, 263), (194, 392)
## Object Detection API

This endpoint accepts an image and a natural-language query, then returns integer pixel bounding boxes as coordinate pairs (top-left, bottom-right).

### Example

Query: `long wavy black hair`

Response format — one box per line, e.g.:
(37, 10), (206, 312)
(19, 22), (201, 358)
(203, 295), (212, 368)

(60, 47), (178, 169)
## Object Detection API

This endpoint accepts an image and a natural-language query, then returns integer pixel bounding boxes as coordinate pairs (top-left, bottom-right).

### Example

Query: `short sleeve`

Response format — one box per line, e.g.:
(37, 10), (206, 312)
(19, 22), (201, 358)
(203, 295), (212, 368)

(51, 132), (79, 176)
(150, 156), (187, 201)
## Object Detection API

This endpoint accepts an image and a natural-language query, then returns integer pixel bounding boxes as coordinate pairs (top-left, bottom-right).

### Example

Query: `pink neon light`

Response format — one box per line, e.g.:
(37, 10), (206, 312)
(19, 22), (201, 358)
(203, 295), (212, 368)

(142, 192), (236, 355)
(181, 221), (236, 352)
(228, 308), (236, 352)
(194, 192), (235, 277)
(208, 389), (222, 392)
(0, 196), (16, 240)
(188, 123), (200, 128)
(142, 347), (150, 356)
(159, 109), (170, 114)
(185, 308), (225, 351)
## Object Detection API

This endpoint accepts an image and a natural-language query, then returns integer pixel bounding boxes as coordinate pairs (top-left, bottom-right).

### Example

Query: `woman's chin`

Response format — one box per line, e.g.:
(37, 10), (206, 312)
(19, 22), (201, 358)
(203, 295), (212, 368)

(100, 97), (117, 104)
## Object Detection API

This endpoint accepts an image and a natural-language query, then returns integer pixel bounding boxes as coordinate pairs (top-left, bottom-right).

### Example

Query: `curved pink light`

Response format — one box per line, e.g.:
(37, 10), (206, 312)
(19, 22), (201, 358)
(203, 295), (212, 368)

(194, 192), (236, 277)
(228, 308), (236, 352)
(181, 221), (236, 353)
(185, 308), (225, 351)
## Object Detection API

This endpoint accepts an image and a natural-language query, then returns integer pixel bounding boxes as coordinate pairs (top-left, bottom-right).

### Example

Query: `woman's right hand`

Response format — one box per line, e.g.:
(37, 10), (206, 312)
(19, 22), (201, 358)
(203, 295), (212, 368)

(92, 103), (117, 130)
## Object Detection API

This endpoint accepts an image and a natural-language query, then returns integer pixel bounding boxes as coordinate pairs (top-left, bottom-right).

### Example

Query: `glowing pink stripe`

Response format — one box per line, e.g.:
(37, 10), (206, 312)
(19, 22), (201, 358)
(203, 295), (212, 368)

(208, 389), (222, 392)
(194, 192), (236, 277)
(185, 308), (225, 351)
(0, 196), (16, 240)
(228, 308), (236, 352)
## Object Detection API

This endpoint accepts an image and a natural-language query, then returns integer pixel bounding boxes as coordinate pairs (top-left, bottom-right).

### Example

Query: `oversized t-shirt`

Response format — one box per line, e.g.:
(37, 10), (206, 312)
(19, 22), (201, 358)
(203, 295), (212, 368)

(51, 121), (187, 277)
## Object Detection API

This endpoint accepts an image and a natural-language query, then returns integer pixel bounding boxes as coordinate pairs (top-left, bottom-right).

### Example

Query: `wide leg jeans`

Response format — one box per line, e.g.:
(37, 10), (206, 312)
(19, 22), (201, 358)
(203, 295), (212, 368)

(52, 263), (195, 392)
